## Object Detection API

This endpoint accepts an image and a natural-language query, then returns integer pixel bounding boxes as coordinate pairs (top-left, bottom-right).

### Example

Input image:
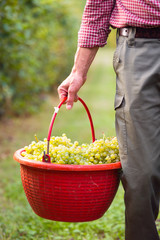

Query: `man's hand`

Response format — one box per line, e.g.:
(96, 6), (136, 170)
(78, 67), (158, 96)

(58, 70), (86, 110)
(57, 46), (99, 109)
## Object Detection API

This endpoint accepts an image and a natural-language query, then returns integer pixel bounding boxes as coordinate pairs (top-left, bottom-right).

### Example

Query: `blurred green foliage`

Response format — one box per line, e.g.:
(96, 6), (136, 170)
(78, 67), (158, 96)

(0, 0), (79, 116)
(0, 0), (116, 117)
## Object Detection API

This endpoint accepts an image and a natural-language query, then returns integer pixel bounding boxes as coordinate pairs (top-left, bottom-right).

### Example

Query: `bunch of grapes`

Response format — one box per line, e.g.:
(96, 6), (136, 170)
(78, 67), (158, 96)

(22, 134), (120, 165)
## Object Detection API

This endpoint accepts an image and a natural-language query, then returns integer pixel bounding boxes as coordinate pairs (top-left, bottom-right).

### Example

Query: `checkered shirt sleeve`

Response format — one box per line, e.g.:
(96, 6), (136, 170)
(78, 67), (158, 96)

(78, 0), (115, 48)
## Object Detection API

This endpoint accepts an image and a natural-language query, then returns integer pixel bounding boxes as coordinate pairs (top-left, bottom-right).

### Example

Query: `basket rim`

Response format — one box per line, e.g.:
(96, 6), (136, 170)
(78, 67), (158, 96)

(13, 148), (122, 171)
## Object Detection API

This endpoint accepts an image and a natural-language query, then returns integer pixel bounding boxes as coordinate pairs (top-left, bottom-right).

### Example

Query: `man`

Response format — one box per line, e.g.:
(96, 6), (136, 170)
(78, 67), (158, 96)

(57, 1), (160, 239)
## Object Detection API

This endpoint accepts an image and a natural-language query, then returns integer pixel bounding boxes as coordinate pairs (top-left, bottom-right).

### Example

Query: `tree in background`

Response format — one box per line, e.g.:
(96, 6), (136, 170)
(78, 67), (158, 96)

(0, 0), (79, 116)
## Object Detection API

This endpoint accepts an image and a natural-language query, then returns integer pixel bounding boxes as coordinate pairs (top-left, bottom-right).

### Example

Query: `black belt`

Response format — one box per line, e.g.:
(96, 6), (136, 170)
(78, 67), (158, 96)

(119, 27), (160, 39)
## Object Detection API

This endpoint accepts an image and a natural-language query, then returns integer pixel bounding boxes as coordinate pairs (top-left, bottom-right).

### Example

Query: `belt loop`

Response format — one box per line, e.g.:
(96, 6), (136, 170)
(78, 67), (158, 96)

(127, 27), (136, 47)
(116, 29), (120, 44)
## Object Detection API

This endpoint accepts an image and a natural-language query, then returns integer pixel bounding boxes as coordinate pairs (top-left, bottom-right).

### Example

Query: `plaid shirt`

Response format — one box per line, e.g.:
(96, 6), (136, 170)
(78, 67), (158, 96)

(78, 0), (160, 47)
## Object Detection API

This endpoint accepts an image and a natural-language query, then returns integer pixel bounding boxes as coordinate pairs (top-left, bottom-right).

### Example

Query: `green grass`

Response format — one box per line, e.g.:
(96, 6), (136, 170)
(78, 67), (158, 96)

(0, 48), (124, 240)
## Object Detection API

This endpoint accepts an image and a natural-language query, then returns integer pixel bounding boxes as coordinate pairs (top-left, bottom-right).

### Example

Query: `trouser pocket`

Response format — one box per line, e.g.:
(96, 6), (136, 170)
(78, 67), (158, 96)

(113, 36), (125, 72)
(114, 93), (127, 155)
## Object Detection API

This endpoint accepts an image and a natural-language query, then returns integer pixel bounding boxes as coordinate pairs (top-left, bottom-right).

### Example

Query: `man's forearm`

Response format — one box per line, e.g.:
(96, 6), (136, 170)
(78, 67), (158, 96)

(72, 46), (99, 79)
(58, 46), (99, 109)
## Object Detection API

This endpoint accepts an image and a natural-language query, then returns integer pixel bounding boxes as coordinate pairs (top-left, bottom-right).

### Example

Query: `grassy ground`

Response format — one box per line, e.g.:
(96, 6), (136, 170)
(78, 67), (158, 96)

(1, 47), (159, 240)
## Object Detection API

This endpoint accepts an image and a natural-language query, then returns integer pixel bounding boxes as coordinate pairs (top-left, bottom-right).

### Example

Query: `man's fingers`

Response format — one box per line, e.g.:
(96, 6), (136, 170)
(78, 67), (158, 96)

(57, 75), (82, 109)
(66, 87), (76, 110)
(57, 85), (68, 102)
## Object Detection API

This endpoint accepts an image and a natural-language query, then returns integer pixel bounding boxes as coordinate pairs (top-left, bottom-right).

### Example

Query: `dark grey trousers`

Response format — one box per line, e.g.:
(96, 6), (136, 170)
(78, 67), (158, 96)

(113, 28), (160, 240)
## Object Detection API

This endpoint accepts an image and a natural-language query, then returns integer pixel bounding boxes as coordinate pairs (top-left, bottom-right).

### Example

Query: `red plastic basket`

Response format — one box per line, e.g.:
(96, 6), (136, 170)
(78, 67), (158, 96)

(14, 97), (121, 222)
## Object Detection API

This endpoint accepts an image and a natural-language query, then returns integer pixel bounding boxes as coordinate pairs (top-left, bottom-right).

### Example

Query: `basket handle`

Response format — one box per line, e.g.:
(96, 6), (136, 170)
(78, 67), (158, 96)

(42, 97), (96, 163)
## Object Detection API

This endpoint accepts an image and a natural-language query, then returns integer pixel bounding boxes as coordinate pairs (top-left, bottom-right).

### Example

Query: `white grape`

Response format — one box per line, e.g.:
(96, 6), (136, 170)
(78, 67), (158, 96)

(22, 134), (120, 165)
